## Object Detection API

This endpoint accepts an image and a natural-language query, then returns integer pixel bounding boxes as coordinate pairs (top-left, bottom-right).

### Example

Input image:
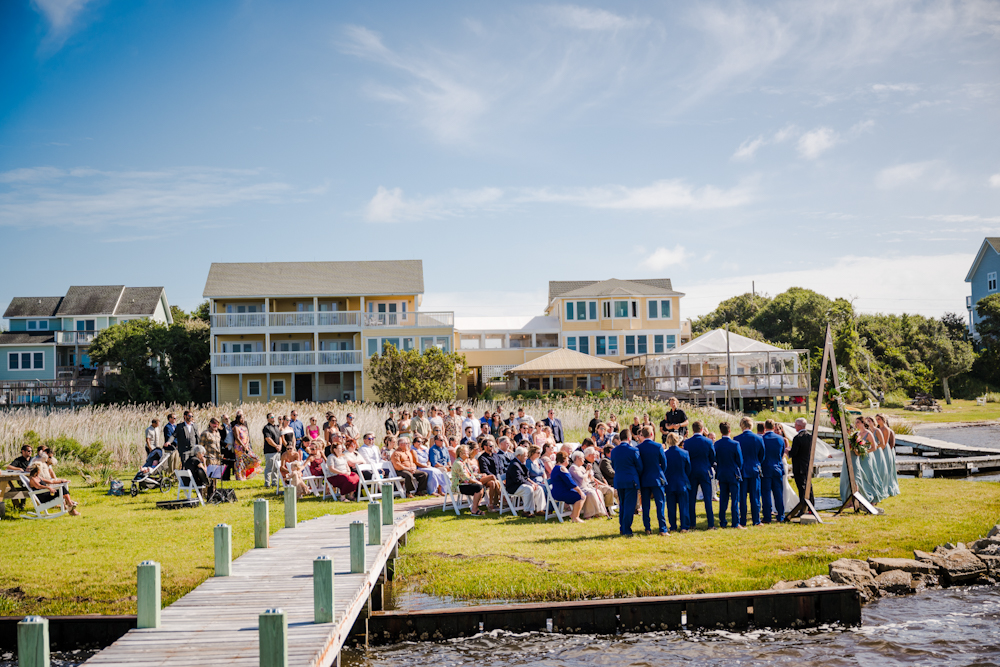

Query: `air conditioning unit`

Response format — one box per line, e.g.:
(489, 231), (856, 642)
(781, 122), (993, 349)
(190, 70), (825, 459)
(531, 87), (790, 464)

(342, 391), (355, 402)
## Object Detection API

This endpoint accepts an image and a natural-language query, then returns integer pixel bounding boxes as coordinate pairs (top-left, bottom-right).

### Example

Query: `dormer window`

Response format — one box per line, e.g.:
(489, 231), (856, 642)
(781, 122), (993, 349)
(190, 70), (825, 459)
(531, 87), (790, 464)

(989, 272), (997, 292)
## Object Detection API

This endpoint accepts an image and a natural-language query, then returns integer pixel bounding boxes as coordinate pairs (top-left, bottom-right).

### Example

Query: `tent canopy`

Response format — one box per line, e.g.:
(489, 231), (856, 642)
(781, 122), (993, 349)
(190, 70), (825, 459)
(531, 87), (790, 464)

(673, 329), (787, 355)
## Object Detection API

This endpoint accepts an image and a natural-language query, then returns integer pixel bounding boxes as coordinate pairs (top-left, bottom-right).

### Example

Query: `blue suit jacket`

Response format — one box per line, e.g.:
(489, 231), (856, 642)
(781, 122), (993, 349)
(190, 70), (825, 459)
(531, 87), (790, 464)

(713, 436), (744, 484)
(761, 432), (786, 478)
(664, 446), (691, 493)
(609, 442), (642, 490)
(637, 439), (668, 489)
(684, 434), (716, 482)
(734, 430), (765, 478)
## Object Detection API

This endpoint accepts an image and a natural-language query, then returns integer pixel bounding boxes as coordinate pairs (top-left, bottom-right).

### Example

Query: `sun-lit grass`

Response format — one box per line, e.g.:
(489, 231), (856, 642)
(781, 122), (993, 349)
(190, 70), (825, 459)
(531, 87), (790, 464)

(859, 399), (1000, 424)
(395, 478), (1000, 602)
(0, 475), (362, 616)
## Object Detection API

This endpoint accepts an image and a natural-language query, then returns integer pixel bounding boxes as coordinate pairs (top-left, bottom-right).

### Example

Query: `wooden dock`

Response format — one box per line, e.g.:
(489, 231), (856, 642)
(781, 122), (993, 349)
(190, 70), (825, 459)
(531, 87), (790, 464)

(84, 508), (414, 667)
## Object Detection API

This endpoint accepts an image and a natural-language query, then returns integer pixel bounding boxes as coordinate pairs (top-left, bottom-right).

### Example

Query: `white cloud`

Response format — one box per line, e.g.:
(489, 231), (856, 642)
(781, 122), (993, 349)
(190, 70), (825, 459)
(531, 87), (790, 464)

(641, 246), (689, 271)
(871, 83), (920, 93)
(32, 0), (93, 30)
(364, 185), (503, 223)
(990, 174), (1000, 188)
(875, 160), (959, 190)
(0, 166), (297, 228)
(797, 126), (838, 159)
(544, 5), (648, 31)
(733, 136), (765, 160)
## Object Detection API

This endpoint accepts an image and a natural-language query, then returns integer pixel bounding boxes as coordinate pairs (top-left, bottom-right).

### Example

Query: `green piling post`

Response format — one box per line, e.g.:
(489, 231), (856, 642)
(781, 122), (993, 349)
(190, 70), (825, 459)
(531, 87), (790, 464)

(254, 498), (269, 548)
(313, 555), (334, 624)
(137, 560), (161, 629)
(350, 521), (365, 573)
(284, 485), (297, 529)
(259, 608), (287, 667)
(381, 483), (393, 525)
(368, 502), (382, 545)
(214, 523), (232, 577)
(17, 616), (49, 667)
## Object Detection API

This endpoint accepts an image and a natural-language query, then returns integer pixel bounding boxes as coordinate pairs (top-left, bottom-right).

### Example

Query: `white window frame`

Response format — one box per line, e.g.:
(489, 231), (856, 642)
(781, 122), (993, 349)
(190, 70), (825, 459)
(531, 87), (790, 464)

(989, 272), (998, 292)
(596, 335), (606, 356)
(272, 379), (285, 396)
(602, 301), (611, 318)
(8, 351), (44, 371)
(247, 380), (261, 397)
(27, 320), (49, 330)
(567, 336), (576, 351)
(608, 335), (618, 355)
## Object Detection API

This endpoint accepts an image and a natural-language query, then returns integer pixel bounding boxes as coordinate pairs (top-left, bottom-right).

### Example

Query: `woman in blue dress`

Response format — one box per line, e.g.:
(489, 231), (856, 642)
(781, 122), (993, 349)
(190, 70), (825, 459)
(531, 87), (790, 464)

(864, 417), (891, 501)
(548, 451), (585, 523)
(840, 417), (881, 504)
(875, 414), (901, 497)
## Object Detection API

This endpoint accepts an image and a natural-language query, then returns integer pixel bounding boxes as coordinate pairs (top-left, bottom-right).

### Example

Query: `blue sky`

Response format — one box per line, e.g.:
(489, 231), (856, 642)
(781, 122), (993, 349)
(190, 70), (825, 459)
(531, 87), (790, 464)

(1, 0), (998, 323)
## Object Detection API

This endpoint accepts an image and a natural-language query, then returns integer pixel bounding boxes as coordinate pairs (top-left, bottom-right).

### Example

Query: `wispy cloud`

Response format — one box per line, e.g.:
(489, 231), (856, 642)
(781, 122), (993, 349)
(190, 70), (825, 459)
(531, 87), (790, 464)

(734, 120), (871, 160)
(797, 127), (838, 159)
(0, 166), (298, 228)
(990, 173), (1000, 188)
(872, 83), (920, 93)
(875, 160), (957, 190)
(543, 5), (649, 31)
(32, 0), (94, 30)
(640, 246), (689, 271)
(365, 178), (755, 222)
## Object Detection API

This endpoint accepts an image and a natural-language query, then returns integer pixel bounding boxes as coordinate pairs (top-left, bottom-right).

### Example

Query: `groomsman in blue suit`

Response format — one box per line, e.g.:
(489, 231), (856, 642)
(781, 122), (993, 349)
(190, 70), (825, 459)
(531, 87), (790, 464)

(664, 432), (691, 532)
(609, 432), (643, 537)
(734, 417), (764, 526)
(684, 421), (716, 529)
(713, 422), (744, 529)
(761, 419), (787, 523)
(637, 425), (669, 536)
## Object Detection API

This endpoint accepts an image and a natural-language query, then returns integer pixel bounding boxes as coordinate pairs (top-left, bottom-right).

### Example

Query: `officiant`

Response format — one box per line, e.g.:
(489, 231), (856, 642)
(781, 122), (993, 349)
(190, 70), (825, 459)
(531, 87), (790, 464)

(789, 418), (813, 504)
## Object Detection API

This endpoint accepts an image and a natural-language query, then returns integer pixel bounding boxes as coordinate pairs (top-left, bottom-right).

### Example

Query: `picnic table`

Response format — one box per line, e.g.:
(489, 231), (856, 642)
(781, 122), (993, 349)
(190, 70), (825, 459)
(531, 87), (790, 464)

(0, 469), (30, 518)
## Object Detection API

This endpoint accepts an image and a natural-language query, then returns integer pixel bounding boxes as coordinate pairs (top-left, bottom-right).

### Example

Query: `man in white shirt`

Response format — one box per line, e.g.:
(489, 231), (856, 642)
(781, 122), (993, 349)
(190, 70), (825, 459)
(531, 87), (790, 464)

(359, 431), (393, 476)
(462, 408), (481, 439)
(144, 419), (160, 454)
(429, 407), (444, 432)
(514, 407), (535, 430)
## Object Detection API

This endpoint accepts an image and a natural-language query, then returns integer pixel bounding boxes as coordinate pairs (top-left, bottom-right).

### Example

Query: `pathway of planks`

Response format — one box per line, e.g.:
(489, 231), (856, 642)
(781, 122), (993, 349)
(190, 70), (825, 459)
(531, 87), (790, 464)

(84, 508), (414, 667)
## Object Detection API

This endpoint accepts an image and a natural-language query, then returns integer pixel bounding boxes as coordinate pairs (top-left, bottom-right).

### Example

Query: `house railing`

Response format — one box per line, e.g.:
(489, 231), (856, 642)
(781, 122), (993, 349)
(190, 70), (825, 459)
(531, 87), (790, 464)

(209, 310), (452, 329)
(211, 351), (362, 369)
(363, 311), (454, 328)
(211, 313), (268, 328)
(317, 312), (361, 327)
(317, 350), (363, 365)
(212, 353), (267, 368)
(55, 331), (97, 345)
(270, 351), (315, 366)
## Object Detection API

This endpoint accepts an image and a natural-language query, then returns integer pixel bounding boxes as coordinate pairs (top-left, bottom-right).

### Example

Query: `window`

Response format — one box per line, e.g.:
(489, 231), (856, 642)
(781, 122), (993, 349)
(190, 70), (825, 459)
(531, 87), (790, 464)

(647, 300), (672, 319)
(384, 337), (400, 350)
(566, 302), (574, 321)
(625, 335), (635, 355)
(420, 336), (450, 352)
(614, 301), (629, 318)
(661, 300), (672, 319)
(272, 379), (285, 396)
(990, 272), (998, 292)
(589, 301), (597, 320)
(76, 319), (95, 331)
(631, 301), (638, 318)
(602, 301), (611, 318)
(367, 338), (378, 357)
(648, 301), (658, 319)
(9, 352), (44, 370)
(27, 320), (48, 330)
(654, 335), (664, 353)
(576, 301), (586, 321)
(608, 336), (618, 355)
(579, 336), (589, 354)
(403, 337), (415, 351)
(637, 335), (647, 354)
(567, 336), (576, 351)
(596, 336), (606, 355)
(666, 334), (677, 349)
(248, 380), (261, 396)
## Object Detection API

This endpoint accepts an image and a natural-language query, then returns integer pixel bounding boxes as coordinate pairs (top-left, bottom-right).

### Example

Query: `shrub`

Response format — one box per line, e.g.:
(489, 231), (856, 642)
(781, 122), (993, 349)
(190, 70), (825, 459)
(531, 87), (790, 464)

(881, 390), (910, 409)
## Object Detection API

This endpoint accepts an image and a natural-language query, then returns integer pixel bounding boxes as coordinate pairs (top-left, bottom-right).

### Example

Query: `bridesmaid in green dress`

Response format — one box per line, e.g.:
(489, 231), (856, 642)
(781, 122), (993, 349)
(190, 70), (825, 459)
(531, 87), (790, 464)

(841, 417), (881, 504)
(875, 414), (901, 497)
(865, 417), (891, 500)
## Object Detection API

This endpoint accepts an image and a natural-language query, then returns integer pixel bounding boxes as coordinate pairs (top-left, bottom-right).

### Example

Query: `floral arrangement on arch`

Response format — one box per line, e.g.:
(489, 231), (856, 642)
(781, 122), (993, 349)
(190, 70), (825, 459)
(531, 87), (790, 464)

(823, 378), (867, 457)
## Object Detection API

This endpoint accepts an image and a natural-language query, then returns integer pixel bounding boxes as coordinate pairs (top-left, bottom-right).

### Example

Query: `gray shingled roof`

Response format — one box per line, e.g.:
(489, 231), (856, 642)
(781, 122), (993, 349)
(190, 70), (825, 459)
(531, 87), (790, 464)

(988, 238), (1000, 253)
(55, 286), (125, 316)
(115, 287), (165, 316)
(3, 297), (63, 319)
(202, 260), (425, 297)
(0, 332), (56, 346)
(549, 278), (681, 301)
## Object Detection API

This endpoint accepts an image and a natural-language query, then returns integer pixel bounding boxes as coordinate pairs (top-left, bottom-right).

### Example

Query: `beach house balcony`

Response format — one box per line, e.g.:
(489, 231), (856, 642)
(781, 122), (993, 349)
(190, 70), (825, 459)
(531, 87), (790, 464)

(211, 350), (363, 374)
(210, 311), (453, 333)
(55, 330), (98, 345)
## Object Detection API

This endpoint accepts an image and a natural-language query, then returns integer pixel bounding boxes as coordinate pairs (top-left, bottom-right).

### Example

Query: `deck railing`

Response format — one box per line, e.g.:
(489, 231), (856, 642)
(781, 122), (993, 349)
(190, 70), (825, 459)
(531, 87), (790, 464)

(209, 310), (453, 329)
(211, 350), (362, 370)
(363, 311), (454, 328)
(211, 313), (268, 328)
(55, 331), (97, 345)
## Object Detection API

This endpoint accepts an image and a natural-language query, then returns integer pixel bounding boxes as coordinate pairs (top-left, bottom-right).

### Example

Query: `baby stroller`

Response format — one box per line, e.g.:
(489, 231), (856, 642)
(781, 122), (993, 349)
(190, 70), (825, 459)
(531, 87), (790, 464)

(130, 448), (174, 496)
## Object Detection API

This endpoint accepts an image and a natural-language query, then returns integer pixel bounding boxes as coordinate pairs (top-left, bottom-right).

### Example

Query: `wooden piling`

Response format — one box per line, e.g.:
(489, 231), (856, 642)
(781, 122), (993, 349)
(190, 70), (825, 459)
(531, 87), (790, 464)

(136, 561), (161, 629)
(17, 616), (49, 667)
(368, 502), (382, 545)
(313, 556), (334, 624)
(214, 523), (232, 577)
(259, 608), (288, 667)
(254, 498), (269, 548)
(350, 521), (365, 573)
(284, 486), (297, 528)
(381, 484), (393, 525)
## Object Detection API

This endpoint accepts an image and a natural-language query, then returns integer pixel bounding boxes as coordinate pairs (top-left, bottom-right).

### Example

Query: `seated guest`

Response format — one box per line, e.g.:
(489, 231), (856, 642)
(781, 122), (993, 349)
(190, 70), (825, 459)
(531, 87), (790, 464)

(497, 437), (517, 466)
(325, 442), (360, 500)
(413, 437), (448, 497)
(505, 447), (545, 517)
(26, 462), (79, 516)
(526, 445), (546, 483)
(308, 444), (325, 479)
(548, 452), (585, 523)
(584, 447), (616, 510)
(461, 426), (476, 446)
(476, 439), (504, 510)
(514, 422), (533, 445)
(280, 440), (309, 498)
(569, 450), (608, 518)
(184, 445), (216, 499)
(451, 445), (486, 516)
(7, 444), (33, 471)
(356, 433), (383, 478)
(540, 443), (556, 475)
(446, 435), (459, 463)
(430, 435), (451, 469)
(600, 445), (615, 486)
(343, 439), (367, 473)
(594, 423), (613, 448)
(391, 438), (428, 497)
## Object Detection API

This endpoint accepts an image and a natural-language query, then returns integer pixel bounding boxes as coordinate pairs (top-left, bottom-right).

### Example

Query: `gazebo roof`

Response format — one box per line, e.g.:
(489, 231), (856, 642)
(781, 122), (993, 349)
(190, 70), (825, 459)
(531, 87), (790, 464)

(506, 348), (626, 376)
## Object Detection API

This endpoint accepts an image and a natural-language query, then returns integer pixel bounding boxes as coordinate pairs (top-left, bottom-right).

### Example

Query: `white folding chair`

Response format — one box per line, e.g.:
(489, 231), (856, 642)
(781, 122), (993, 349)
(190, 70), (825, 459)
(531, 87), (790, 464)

(174, 469), (205, 506)
(18, 474), (68, 520)
(543, 480), (571, 523)
(442, 480), (474, 515)
(319, 462), (342, 501)
(498, 482), (527, 517)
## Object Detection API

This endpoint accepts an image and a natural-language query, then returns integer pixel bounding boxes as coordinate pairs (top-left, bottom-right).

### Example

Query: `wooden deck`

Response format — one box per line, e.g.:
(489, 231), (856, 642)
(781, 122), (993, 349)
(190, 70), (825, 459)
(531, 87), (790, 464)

(84, 508), (414, 667)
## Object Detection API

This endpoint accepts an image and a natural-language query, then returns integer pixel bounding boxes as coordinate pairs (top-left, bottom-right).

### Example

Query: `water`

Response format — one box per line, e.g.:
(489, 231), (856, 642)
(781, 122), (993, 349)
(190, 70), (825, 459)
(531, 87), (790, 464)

(916, 424), (1000, 452)
(348, 586), (1000, 667)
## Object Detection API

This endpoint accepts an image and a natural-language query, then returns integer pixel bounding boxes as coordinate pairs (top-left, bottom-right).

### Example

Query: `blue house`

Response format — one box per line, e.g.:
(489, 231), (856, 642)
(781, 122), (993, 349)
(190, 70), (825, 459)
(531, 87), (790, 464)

(966, 237), (1000, 340)
(1, 285), (171, 404)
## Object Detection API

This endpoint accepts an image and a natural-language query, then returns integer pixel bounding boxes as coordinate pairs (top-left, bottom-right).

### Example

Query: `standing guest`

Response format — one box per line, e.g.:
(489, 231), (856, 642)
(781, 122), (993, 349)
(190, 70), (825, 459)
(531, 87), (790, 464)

(630, 416), (642, 438)
(609, 434), (642, 536)
(637, 426), (669, 536)
(462, 408), (482, 439)
(218, 414), (235, 481)
(713, 422), (744, 529)
(341, 413), (360, 441)
(325, 442), (359, 500)
(384, 410), (398, 438)
(548, 452), (585, 523)
(664, 433), (691, 532)
(279, 416), (295, 451)
(429, 406), (444, 433)
(199, 418), (222, 466)
(289, 410), (305, 449)
(489, 412), (504, 438)
(444, 405), (462, 441)
(397, 411), (412, 439)
(660, 397), (689, 443)
(541, 409), (564, 443)
(506, 447), (545, 517)
(145, 419), (161, 454)
(480, 410), (492, 430)
(761, 419), (786, 523)
(684, 421), (717, 530)
(262, 413), (282, 488)
(306, 417), (321, 442)
(514, 407), (535, 429)
(789, 418), (814, 504)
(391, 438), (428, 497)
(322, 412), (339, 442)
(163, 413), (178, 450)
(173, 411), (199, 464)
(734, 417), (765, 527)
(452, 446), (486, 516)
(588, 410), (601, 437)
(411, 408), (431, 439)
(232, 411), (257, 478)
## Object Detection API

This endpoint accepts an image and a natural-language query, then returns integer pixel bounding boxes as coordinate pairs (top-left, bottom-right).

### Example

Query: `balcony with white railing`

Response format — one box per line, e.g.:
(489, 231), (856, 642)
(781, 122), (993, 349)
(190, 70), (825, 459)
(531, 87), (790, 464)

(363, 311), (454, 329)
(209, 309), (453, 331)
(212, 352), (267, 368)
(211, 313), (268, 328)
(55, 331), (97, 345)
(211, 350), (363, 373)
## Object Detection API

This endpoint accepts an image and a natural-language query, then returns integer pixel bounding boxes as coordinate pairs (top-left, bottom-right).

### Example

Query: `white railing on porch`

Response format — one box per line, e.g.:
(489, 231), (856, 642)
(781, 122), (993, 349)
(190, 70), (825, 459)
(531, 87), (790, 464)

(317, 350), (363, 365)
(211, 313), (268, 328)
(363, 311), (454, 328)
(212, 353), (267, 368)
(55, 331), (97, 345)
(212, 351), (362, 369)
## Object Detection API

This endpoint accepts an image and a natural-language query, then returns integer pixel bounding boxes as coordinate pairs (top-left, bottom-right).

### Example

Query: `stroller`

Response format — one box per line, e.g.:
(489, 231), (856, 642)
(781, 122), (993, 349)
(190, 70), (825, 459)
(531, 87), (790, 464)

(130, 448), (174, 496)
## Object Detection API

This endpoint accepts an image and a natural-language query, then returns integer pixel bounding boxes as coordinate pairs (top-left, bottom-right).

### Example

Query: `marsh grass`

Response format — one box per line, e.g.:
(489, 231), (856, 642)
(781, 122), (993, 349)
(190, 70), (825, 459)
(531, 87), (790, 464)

(395, 478), (1000, 602)
(0, 475), (360, 616)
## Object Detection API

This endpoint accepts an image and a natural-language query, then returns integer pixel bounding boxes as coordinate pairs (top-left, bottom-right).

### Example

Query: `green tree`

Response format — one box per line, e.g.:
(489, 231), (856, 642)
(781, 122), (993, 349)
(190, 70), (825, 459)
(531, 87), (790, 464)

(930, 336), (975, 404)
(368, 343), (468, 404)
(191, 300), (211, 324)
(692, 292), (771, 334)
(87, 319), (162, 403)
(976, 293), (1000, 343)
(941, 312), (967, 341)
(170, 305), (189, 323)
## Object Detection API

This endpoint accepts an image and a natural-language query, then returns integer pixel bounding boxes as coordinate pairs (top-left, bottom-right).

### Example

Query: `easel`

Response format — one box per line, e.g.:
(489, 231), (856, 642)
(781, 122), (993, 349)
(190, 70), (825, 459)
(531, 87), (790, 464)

(787, 324), (877, 521)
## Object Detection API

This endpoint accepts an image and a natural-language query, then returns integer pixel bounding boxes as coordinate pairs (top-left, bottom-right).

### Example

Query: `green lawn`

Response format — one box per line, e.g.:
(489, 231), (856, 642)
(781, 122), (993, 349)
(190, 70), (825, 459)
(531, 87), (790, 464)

(395, 478), (1000, 602)
(0, 475), (362, 616)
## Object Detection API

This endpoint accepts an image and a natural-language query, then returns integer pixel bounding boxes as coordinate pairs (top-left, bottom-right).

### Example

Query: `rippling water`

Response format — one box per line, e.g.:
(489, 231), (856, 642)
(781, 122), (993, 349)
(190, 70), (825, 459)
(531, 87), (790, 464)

(347, 587), (1000, 667)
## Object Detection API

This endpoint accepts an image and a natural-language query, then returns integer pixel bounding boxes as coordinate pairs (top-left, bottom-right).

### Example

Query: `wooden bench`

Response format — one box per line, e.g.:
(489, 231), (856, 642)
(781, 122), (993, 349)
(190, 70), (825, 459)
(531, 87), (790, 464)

(0, 470), (31, 519)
